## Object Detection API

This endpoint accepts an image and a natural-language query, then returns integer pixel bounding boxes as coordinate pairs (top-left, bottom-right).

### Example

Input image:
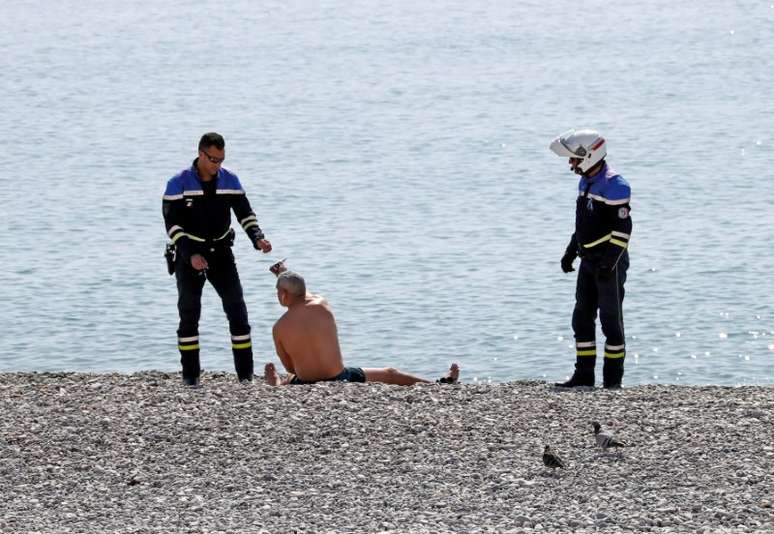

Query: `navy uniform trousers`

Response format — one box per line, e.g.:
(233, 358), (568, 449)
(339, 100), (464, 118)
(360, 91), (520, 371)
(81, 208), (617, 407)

(175, 247), (253, 381)
(572, 251), (628, 386)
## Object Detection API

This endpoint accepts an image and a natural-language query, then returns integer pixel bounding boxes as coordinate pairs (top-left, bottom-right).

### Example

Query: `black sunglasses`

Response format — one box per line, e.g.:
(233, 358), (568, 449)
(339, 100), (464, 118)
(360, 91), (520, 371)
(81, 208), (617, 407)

(200, 149), (225, 164)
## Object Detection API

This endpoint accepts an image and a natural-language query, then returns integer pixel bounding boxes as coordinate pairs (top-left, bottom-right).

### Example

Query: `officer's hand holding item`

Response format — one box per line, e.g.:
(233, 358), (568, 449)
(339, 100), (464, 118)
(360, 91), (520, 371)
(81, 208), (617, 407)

(190, 254), (209, 271)
(256, 238), (272, 253)
(561, 251), (576, 273)
(549, 128), (632, 389)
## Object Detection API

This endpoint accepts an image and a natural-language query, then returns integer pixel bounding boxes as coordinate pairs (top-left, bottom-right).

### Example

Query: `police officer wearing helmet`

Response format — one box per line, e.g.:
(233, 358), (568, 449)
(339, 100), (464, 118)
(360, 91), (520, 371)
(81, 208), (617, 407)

(162, 132), (273, 386)
(550, 129), (632, 389)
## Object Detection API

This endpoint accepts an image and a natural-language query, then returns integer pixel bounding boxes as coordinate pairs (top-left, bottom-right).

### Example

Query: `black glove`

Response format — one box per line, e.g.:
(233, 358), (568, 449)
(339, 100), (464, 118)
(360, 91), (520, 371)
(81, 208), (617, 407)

(561, 234), (578, 273)
(561, 252), (576, 273)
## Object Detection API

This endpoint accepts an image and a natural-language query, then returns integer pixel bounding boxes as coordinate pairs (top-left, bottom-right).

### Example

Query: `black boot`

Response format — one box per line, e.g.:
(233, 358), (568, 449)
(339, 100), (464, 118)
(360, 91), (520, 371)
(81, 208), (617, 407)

(555, 357), (595, 387)
(182, 375), (200, 387)
(233, 348), (254, 382)
(180, 347), (201, 387)
(603, 358), (624, 389)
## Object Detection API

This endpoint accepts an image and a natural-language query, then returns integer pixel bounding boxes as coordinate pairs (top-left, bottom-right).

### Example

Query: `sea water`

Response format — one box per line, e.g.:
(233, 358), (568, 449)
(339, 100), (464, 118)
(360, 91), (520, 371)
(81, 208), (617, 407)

(1, 0), (772, 384)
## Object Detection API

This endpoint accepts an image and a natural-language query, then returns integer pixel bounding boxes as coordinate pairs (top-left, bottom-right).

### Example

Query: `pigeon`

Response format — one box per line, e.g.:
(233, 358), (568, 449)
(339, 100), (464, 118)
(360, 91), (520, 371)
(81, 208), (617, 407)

(543, 445), (565, 469)
(592, 421), (626, 449)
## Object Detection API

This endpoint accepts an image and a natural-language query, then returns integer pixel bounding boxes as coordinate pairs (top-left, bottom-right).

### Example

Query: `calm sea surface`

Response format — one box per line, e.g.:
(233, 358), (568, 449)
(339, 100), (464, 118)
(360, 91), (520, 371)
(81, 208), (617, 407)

(2, 1), (773, 385)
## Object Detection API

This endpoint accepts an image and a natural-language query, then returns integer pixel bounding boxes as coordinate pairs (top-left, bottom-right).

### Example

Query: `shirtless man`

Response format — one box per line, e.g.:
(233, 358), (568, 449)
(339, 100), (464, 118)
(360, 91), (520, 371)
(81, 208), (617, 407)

(265, 268), (459, 386)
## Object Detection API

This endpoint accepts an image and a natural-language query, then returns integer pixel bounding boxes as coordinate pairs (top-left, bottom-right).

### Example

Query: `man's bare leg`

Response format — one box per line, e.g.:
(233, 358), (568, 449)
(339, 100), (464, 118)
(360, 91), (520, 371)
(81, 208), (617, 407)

(264, 363), (284, 386)
(363, 363), (459, 386)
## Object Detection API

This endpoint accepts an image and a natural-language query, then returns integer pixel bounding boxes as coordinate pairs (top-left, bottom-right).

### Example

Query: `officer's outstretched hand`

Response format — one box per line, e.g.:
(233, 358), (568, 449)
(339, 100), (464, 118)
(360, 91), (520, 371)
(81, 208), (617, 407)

(560, 252), (576, 273)
(257, 239), (272, 253)
(190, 254), (209, 271)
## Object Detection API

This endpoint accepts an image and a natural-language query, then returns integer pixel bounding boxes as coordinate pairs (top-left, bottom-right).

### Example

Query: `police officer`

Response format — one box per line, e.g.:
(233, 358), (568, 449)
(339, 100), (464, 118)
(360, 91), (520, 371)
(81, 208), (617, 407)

(162, 132), (272, 386)
(550, 129), (632, 389)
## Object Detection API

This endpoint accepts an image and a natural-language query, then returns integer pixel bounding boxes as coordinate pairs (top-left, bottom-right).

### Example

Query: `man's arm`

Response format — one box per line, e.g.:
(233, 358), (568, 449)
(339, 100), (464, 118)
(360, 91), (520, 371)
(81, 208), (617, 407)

(272, 323), (295, 375)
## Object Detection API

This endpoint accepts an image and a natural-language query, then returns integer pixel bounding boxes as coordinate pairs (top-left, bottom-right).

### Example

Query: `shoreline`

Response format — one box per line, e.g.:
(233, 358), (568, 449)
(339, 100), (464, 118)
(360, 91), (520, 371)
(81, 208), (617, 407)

(3, 369), (772, 388)
(1, 372), (772, 533)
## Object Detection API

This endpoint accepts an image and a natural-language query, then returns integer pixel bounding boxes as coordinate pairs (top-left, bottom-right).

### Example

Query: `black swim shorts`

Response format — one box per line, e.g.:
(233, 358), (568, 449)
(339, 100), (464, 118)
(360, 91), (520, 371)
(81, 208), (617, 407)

(289, 367), (366, 385)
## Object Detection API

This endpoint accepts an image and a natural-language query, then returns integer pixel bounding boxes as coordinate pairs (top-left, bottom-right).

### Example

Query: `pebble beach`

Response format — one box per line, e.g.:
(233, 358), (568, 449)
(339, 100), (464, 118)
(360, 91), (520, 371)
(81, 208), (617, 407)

(1, 372), (772, 533)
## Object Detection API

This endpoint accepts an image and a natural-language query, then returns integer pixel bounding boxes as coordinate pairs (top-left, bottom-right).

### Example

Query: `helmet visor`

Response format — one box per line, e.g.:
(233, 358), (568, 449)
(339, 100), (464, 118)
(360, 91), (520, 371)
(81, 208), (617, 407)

(549, 130), (587, 158)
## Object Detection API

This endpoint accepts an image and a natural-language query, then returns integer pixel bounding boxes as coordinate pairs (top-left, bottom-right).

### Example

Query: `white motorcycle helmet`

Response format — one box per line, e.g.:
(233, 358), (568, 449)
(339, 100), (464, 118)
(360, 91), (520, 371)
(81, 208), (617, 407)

(549, 129), (607, 174)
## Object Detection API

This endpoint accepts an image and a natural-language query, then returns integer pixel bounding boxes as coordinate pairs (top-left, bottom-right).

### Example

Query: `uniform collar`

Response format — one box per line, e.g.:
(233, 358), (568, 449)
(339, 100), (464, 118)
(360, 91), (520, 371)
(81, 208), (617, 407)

(585, 163), (608, 183)
(191, 158), (220, 184)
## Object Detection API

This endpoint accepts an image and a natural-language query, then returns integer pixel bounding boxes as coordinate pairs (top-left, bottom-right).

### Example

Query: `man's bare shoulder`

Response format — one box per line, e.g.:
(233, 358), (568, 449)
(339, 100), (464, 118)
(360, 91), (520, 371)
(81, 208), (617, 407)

(273, 311), (292, 332)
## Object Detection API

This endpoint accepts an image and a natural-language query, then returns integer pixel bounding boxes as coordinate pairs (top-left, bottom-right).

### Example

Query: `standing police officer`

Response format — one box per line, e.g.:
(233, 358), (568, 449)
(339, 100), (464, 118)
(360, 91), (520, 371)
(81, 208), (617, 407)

(550, 129), (632, 389)
(163, 132), (272, 386)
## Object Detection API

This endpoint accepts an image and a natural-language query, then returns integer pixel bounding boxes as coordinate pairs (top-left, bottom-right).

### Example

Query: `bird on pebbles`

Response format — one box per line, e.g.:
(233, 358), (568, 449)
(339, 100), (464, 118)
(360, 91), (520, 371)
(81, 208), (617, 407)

(592, 421), (626, 450)
(543, 445), (565, 469)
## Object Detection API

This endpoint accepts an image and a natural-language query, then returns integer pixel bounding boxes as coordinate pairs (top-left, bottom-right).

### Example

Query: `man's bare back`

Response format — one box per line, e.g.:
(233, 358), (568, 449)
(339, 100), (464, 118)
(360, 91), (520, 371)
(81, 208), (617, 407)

(273, 294), (346, 382)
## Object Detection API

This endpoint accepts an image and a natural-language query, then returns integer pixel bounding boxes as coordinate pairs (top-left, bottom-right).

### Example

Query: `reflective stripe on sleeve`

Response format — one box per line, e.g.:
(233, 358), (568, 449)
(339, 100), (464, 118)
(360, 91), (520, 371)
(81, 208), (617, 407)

(168, 225), (183, 238)
(610, 231), (630, 249)
(240, 215), (259, 231)
(586, 194), (631, 206)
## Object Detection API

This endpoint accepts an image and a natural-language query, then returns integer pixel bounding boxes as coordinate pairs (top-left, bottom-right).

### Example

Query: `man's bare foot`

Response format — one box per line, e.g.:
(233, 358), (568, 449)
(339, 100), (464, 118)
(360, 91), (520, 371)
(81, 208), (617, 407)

(438, 363), (460, 384)
(264, 363), (282, 386)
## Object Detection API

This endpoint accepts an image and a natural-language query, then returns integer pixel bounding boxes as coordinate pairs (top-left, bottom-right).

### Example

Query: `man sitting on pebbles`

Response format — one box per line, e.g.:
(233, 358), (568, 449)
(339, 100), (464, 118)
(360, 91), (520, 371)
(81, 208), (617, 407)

(264, 264), (459, 386)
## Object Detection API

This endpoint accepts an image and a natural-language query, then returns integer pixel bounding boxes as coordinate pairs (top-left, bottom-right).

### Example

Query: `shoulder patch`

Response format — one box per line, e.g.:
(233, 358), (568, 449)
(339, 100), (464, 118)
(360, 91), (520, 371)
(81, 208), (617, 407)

(618, 207), (630, 219)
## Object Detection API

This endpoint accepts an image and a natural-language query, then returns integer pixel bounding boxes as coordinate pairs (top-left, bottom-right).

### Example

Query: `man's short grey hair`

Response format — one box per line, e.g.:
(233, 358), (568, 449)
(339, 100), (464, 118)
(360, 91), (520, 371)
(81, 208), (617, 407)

(276, 271), (306, 296)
